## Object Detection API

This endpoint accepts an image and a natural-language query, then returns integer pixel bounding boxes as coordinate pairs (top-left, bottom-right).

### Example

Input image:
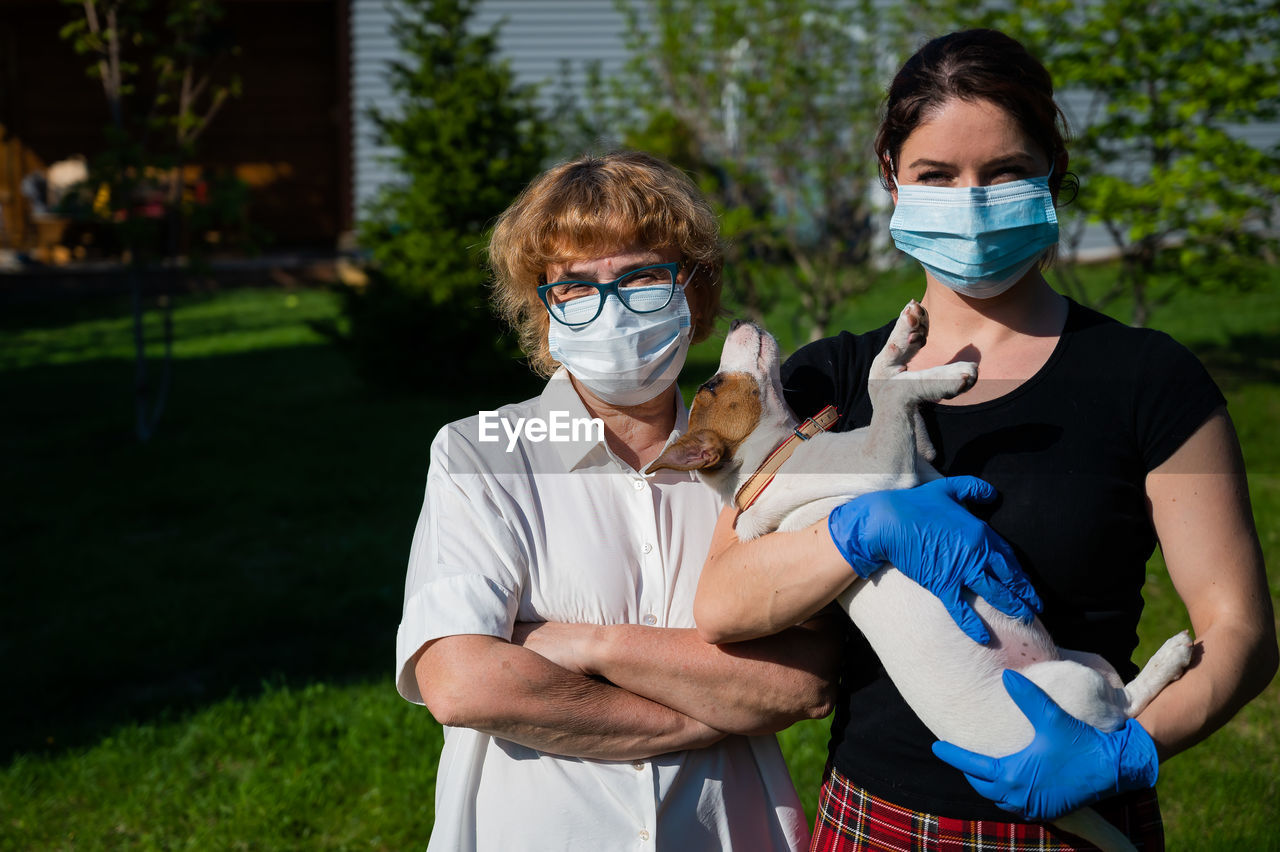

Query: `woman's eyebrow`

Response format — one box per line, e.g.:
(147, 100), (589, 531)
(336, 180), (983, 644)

(983, 153), (1037, 169)
(553, 260), (658, 282)
(905, 158), (953, 170)
(905, 154), (1037, 171)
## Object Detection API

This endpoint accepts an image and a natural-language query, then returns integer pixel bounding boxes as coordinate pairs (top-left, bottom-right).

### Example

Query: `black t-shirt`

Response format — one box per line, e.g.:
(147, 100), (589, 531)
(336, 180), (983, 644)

(781, 298), (1226, 819)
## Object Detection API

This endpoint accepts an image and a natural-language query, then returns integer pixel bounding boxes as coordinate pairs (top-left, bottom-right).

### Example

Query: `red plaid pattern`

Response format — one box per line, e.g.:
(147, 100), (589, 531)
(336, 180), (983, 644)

(810, 765), (1164, 852)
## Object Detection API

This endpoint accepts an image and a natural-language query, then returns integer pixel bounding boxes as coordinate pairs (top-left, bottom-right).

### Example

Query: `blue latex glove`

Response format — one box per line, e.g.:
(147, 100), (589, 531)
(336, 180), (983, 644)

(827, 476), (1042, 643)
(931, 670), (1160, 821)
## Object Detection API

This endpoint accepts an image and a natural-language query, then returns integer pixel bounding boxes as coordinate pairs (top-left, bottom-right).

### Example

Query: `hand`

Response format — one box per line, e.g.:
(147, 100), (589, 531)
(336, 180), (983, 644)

(931, 670), (1160, 820)
(827, 476), (1042, 643)
(510, 621), (599, 675)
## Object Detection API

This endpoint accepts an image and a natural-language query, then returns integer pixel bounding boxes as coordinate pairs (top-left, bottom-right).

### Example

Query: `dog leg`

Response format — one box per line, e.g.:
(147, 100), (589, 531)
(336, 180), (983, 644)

(868, 300), (928, 388)
(862, 301), (977, 474)
(1052, 808), (1139, 852)
(1121, 630), (1193, 717)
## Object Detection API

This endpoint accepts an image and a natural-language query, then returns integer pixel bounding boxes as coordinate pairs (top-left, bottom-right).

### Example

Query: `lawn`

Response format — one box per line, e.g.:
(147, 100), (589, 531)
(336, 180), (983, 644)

(2, 271), (1277, 850)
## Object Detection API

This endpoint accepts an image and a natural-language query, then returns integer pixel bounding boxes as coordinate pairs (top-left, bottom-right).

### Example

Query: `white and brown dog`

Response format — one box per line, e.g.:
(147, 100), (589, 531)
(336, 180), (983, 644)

(648, 302), (1191, 852)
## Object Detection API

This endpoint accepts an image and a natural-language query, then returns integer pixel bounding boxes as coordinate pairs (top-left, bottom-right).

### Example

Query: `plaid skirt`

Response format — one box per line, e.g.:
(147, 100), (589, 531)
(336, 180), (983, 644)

(810, 765), (1165, 852)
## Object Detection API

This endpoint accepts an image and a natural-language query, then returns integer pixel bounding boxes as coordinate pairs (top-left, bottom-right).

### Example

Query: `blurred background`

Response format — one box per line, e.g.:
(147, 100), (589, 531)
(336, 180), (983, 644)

(2, 0), (1278, 848)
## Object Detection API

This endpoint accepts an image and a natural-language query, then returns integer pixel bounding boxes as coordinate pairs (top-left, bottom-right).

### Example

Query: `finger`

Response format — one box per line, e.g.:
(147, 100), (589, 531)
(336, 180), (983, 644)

(948, 594), (992, 644)
(962, 776), (1024, 816)
(979, 551), (1039, 621)
(988, 540), (1043, 613)
(970, 571), (1037, 624)
(1002, 669), (1071, 732)
(931, 740), (1000, 781)
(936, 475), (998, 505)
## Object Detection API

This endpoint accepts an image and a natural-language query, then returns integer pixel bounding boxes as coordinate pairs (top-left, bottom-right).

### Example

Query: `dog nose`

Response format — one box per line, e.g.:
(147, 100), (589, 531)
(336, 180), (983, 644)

(730, 319), (745, 331)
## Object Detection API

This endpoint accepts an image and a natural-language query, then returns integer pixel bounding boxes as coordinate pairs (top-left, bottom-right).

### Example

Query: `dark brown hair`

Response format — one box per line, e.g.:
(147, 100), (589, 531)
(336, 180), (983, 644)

(874, 29), (1075, 199)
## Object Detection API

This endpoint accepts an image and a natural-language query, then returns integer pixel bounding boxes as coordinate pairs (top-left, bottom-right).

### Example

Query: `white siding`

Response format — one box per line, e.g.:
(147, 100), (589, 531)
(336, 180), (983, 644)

(349, 0), (629, 218)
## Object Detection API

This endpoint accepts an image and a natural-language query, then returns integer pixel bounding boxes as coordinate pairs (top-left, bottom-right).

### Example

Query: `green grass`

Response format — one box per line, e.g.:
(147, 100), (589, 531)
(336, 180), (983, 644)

(2, 272), (1277, 849)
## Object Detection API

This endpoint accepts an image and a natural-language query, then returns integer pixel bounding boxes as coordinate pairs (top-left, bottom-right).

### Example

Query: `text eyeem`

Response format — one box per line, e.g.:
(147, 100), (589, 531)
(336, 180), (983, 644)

(478, 410), (606, 452)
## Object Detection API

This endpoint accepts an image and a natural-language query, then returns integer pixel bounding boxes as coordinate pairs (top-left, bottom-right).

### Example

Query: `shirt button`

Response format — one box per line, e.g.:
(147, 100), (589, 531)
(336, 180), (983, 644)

(639, 829), (650, 841)
(632, 479), (645, 491)
(642, 542), (653, 554)
(632, 761), (645, 770)
(644, 613), (657, 625)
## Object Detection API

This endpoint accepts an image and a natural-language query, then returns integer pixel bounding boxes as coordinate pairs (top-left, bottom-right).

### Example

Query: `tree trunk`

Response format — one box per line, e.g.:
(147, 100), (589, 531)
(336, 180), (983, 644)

(1128, 259), (1149, 329)
(130, 260), (153, 443)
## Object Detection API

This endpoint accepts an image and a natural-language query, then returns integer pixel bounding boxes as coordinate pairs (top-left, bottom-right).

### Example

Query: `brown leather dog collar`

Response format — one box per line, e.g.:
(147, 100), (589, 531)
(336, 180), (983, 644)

(734, 405), (840, 512)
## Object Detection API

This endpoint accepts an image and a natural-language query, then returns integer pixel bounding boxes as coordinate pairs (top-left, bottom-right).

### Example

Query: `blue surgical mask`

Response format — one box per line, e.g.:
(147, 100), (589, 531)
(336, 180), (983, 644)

(889, 172), (1059, 299)
(548, 286), (692, 406)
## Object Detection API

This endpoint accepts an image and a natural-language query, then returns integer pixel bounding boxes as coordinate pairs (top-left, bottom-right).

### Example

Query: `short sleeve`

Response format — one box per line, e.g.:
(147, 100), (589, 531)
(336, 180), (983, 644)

(782, 335), (849, 421)
(1131, 330), (1227, 472)
(395, 425), (529, 704)
(782, 323), (894, 432)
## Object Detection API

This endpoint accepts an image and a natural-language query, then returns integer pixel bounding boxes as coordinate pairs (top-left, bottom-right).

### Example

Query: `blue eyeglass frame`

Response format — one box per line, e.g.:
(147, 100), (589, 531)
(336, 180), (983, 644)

(537, 262), (682, 327)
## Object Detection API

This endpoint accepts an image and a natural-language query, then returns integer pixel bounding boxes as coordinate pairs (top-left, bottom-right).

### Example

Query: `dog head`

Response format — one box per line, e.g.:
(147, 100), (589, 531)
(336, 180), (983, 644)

(646, 321), (795, 497)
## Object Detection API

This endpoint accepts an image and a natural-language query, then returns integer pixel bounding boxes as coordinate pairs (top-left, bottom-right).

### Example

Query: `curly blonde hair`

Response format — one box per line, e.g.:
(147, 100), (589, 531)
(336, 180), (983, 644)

(489, 151), (724, 377)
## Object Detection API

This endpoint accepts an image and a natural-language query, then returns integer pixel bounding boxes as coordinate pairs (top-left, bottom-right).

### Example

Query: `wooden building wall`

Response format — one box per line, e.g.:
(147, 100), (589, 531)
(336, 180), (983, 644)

(0, 0), (350, 253)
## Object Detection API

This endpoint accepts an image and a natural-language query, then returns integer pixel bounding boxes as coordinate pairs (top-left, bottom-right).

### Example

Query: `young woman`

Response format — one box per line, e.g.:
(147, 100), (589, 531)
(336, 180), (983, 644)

(694, 29), (1276, 850)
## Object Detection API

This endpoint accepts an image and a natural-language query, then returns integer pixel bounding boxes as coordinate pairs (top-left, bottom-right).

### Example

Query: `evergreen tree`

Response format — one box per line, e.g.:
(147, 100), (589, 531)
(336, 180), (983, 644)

(341, 0), (548, 391)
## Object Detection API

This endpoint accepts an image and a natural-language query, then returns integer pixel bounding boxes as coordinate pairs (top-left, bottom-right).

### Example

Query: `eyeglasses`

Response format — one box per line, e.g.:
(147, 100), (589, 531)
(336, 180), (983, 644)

(538, 262), (683, 327)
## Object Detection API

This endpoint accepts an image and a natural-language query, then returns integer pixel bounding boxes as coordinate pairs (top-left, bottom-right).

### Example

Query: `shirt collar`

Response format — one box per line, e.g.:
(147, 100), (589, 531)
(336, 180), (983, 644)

(541, 368), (690, 473)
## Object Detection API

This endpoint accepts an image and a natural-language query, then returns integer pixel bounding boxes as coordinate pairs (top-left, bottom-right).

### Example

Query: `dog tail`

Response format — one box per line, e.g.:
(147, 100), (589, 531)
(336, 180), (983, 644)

(1051, 807), (1138, 852)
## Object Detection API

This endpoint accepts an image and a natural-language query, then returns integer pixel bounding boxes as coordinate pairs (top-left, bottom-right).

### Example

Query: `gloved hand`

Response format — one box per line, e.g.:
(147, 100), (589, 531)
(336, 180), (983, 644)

(827, 476), (1041, 643)
(931, 669), (1160, 820)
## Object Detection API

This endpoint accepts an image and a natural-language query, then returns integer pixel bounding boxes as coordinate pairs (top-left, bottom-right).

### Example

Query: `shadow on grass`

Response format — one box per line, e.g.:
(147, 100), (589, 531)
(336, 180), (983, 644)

(2, 341), (542, 762)
(1191, 332), (1280, 392)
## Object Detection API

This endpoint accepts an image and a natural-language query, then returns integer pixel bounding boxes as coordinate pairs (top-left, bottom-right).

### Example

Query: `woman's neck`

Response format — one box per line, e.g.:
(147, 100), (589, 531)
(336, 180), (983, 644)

(913, 272), (1069, 402)
(571, 377), (679, 471)
(918, 272), (1066, 353)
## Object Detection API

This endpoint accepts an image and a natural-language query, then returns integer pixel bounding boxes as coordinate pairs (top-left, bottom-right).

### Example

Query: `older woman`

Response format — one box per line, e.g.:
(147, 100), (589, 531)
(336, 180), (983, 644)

(395, 151), (839, 851)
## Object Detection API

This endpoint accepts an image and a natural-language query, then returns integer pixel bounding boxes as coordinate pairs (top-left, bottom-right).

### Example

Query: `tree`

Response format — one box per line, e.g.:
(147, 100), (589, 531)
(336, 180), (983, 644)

(604, 0), (918, 342)
(61, 0), (241, 441)
(338, 0), (548, 392)
(933, 0), (1280, 327)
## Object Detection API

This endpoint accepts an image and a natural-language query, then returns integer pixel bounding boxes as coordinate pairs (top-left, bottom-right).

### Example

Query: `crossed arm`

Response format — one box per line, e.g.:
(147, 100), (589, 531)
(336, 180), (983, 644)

(413, 614), (839, 762)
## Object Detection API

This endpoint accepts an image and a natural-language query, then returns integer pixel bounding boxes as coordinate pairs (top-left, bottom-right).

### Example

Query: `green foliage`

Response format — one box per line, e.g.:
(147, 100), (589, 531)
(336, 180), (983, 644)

(601, 0), (918, 341)
(342, 0), (548, 392)
(929, 0), (1280, 326)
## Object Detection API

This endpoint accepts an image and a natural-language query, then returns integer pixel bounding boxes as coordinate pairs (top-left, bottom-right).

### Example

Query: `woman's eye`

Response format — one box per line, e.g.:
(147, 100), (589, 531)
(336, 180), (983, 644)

(915, 171), (950, 184)
(620, 270), (667, 288)
(552, 282), (594, 298)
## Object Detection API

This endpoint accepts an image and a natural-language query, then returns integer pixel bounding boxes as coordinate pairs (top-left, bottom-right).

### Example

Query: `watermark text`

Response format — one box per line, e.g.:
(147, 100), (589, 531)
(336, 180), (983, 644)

(478, 410), (605, 452)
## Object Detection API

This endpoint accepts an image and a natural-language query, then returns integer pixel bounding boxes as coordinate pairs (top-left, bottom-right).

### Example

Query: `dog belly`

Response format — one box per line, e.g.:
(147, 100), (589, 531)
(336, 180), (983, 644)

(839, 569), (1127, 756)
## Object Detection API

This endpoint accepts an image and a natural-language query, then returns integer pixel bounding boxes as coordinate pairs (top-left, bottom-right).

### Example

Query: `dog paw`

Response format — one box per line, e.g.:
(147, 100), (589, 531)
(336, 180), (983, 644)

(879, 301), (929, 371)
(936, 361), (978, 399)
(1151, 630), (1194, 679)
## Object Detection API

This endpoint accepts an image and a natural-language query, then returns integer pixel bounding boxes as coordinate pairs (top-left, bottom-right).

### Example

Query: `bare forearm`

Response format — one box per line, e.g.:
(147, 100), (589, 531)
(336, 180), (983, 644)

(1141, 413), (1278, 762)
(695, 517), (856, 644)
(584, 619), (839, 735)
(417, 636), (724, 761)
(1137, 620), (1278, 761)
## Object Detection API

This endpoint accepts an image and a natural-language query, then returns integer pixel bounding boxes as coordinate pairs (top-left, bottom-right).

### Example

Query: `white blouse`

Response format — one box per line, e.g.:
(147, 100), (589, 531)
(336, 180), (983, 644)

(396, 368), (809, 852)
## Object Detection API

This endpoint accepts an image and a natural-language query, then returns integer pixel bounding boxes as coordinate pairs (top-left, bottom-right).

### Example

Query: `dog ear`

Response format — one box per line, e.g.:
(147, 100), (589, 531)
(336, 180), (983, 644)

(645, 429), (728, 473)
